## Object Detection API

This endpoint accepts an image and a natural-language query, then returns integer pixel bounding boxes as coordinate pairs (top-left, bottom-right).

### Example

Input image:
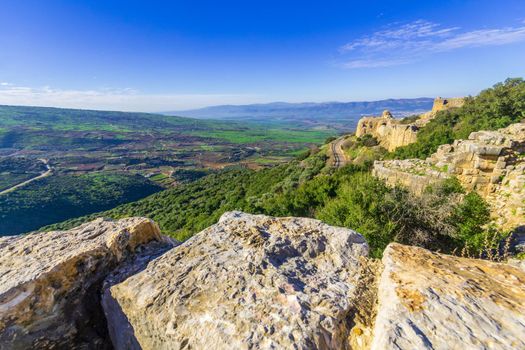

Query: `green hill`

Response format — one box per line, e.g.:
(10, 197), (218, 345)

(391, 78), (525, 159)
(0, 104), (335, 149)
(43, 150), (491, 258)
(0, 172), (163, 235)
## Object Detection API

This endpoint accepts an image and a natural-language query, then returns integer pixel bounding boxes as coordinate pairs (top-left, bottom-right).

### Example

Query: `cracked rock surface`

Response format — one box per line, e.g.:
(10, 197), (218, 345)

(371, 243), (525, 350)
(105, 211), (368, 350)
(0, 217), (174, 349)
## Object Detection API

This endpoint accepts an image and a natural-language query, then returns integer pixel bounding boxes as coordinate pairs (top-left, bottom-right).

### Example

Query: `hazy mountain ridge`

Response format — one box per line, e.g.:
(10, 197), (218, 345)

(168, 98), (434, 123)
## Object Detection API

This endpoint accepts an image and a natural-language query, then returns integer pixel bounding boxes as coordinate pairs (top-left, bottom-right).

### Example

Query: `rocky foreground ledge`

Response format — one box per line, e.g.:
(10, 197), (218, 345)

(0, 217), (176, 349)
(1, 213), (524, 349)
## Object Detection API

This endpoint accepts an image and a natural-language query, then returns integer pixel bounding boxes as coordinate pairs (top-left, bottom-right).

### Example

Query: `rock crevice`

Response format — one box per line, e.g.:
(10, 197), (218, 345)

(2, 213), (525, 350)
(0, 217), (175, 349)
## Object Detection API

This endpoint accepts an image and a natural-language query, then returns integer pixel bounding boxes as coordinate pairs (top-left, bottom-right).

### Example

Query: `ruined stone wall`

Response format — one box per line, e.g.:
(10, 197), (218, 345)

(419, 97), (466, 121)
(355, 110), (420, 152)
(355, 97), (465, 152)
(432, 97), (466, 113)
(373, 123), (525, 231)
(372, 159), (448, 194)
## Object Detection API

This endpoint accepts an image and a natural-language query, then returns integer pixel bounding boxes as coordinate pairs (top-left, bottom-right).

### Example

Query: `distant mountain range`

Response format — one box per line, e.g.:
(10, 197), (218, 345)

(165, 98), (434, 130)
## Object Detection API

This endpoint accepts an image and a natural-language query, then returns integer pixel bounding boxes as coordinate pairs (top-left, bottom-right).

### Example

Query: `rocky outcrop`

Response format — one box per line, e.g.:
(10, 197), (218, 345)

(372, 158), (449, 194)
(0, 217), (175, 349)
(3, 213), (525, 349)
(431, 97), (465, 113)
(370, 243), (525, 350)
(356, 97), (465, 151)
(355, 110), (419, 152)
(374, 123), (525, 230)
(104, 211), (369, 349)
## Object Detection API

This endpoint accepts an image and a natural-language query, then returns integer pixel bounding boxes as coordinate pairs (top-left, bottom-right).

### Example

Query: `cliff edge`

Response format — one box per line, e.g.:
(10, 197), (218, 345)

(1, 212), (524, 349)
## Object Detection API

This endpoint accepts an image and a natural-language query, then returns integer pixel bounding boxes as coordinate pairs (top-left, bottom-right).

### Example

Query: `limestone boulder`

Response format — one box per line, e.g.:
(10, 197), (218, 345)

(0, 217), (175, 349)
(105, 211), (369, 350)
(371, 243), (525, 350)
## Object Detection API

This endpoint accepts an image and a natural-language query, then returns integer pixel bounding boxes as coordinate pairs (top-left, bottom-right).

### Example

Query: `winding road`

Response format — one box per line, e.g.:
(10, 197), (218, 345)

(0, 159), (53, 195)
(329, 137), (348, 168)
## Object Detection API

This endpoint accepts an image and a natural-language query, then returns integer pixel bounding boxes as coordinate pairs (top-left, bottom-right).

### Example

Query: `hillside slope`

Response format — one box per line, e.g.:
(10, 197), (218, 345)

(0, 104), (338, 235)
(391, 78), (525, 159)
(43, 79), (525, 259)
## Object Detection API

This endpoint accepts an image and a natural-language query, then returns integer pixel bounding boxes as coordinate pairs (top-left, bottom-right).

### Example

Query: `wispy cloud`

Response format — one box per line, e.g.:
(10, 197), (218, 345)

(339, 20), (525, 69)
(0, 84), (261, 111)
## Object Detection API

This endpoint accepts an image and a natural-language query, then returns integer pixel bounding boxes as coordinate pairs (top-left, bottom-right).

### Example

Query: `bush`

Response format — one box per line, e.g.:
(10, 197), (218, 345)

(391, 78), (525, 159)
(324, 136), (337, 144)
(0, 173), (163, 236)
(41, 151), (496, 258)
(452, 192), (492, 251)
(356, 134), (379, 147)
(398, 114), (421, 124)
(316, 173), (400, 257)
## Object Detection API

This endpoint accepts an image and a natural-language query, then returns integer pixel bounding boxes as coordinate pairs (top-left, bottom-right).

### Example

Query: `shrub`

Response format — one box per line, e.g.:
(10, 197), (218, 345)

(398, 114), (420, 124)
(391, 78), (525, 159)
(324, 136), (337, 144)
(356, 134), (379, 147)
(452, 192), (492, 251)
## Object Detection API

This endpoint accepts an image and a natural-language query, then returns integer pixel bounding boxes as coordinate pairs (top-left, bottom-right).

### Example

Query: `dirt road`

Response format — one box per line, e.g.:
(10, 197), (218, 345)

(330, 138), (347, 168)
(0, 159), (53, 195)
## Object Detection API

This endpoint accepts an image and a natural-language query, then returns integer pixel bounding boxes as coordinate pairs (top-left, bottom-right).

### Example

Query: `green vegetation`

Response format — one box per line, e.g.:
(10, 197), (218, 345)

(43, 150), (492, 258)
(0, 105), (335, 148)
(398, 114), (421, 124)
(0, 158), (47, 191)
(355, 134), (379, 147)
(149, 173), (169, 181)
(0, 105), (340, 235)
(342, 135), (386, 165)
(171, 168), (210, 183)
(0, 105), (203, 135)
(0, 173), (163, 236)
(391, 78), (525, 159)
(7, 80), (520, 259)
(189, 128), (333, 144)
(452, 192), (494, 251)
(44, 153), (328, 240)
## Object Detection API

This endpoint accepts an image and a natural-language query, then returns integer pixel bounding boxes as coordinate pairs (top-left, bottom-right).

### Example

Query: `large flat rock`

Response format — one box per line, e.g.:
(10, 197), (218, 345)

(0, 217), (174, 349)
(106, 211), (369, 349)
(371, 243), (525, 350)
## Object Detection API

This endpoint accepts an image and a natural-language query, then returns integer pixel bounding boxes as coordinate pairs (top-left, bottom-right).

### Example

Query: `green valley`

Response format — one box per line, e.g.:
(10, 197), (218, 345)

(42, 79), (525, 259)
(0, 105), (336, 235)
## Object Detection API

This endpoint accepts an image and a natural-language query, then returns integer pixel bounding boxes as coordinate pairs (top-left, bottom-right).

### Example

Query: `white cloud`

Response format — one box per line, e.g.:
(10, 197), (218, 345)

(434, 27), (525, 51)
(0, 84), (262, 112)
(339, 20), (525, 69)
(341, 20), (457, 52)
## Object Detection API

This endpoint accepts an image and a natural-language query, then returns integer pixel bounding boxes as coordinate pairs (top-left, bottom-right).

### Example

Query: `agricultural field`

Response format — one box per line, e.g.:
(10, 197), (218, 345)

(0, 105), (336, 235)
(0, 105), (336, 178)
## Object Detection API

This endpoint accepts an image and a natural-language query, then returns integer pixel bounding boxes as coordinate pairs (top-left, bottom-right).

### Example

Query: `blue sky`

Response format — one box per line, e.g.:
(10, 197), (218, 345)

(0, 0), (524, 111)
